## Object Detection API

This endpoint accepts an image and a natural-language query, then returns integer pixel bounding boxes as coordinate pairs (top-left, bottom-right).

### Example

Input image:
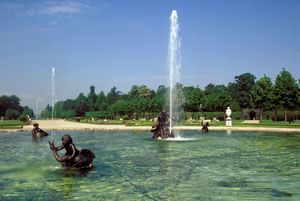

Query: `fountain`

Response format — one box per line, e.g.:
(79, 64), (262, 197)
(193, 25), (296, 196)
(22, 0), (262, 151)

(151, 10), (182, 139)
(51, 67), (55, 140)
(168, 10), (181, 134)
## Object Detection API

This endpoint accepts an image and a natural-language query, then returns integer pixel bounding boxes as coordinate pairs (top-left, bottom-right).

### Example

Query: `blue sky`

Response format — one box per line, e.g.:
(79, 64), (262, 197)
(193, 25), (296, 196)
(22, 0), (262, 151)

(0, 0), (299, 113)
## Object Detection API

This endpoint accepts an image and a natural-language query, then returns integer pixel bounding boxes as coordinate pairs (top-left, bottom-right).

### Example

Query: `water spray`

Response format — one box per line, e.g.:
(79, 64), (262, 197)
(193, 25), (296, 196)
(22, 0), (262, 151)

(51, 67), (55, 140)
(168, 10), (181, 135)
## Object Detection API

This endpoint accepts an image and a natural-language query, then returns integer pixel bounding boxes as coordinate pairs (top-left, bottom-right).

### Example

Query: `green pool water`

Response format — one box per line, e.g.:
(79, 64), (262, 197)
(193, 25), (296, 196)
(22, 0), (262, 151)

(0, 130), (299, 200)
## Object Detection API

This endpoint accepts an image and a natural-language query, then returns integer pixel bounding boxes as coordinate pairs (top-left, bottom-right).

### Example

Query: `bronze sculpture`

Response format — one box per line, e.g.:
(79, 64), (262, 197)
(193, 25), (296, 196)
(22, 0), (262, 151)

(32, 122), (48, 137)
(49, 134), (95, 169)
(151, 112), (175, 139)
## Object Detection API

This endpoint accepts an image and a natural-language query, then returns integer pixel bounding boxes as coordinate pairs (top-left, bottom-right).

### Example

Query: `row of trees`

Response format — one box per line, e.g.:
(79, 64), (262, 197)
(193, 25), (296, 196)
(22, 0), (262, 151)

(41, 68), (300, 121)
(0, 95), (34, 120)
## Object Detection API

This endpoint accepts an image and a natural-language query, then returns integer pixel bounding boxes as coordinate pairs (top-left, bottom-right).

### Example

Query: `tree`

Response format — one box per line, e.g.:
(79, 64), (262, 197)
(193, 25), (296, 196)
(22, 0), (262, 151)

(0, 95), (10, 116)
(22, 106), (34, 118)
(6, 108), (20, 120)
(8, 95), (22, 112)
(274, 68), (299, 121)
(138, 85), (154, 98)
(250, 75), (274, 120)
(128, 85), (154, 98)
(107, 86), (122, 105)
(87, 85), (97, 111)
(202, 84), (232, 112)
(74, 93), (88, 116)
(96, 91), (107, 111)
(0, 95), (23, 117)
(182, 86), (203, 112)
(63, 99), (75, 110)
(229, 73), (256, 109)
(128, 85), (139, 99)
(55, 101), (76, 118)
(40, 104), (52, 118)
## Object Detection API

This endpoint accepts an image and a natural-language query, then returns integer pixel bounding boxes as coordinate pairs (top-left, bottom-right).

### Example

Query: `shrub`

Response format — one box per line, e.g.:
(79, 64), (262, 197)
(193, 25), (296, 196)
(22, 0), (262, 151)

(18, 115), (29, 122)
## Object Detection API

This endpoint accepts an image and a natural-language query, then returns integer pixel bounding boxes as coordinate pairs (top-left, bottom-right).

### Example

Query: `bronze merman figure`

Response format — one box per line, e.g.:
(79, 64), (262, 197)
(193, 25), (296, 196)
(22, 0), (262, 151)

(32, 122), (48, 138)
(151, 112), (175, 139)
(48, 134), (95, 169)
(202, 122), (209, 133)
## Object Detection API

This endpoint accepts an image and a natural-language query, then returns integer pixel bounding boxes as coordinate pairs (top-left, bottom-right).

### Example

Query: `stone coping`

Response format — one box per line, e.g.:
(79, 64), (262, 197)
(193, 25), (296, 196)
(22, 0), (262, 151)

(0, 119), (300, 133)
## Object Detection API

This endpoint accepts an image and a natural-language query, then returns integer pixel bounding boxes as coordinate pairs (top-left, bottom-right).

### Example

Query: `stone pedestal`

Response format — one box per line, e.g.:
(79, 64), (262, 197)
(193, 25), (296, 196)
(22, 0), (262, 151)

(226, 117), (232, 127)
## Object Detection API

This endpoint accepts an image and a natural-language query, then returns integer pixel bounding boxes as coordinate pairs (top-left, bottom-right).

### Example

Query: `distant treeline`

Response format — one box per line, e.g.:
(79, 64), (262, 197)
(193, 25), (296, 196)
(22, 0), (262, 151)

(40, 68), (300, 121)
(0, 95), (34, 120)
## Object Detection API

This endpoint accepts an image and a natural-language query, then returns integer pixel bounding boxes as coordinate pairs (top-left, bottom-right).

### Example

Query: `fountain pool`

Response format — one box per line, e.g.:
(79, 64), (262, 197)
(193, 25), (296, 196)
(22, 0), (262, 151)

(0, 131), (299, 200)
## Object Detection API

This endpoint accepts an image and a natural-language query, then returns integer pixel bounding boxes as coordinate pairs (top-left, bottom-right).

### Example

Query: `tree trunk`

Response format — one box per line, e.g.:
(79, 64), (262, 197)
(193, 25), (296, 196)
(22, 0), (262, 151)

(284, 109), (287, 122)
(274, 109), (277, 121)
(260, 108), (263, 120)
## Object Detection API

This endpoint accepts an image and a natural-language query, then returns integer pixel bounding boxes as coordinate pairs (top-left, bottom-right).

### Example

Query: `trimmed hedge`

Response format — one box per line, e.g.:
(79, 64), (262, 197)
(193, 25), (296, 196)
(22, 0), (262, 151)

(85, 111), (112, 118)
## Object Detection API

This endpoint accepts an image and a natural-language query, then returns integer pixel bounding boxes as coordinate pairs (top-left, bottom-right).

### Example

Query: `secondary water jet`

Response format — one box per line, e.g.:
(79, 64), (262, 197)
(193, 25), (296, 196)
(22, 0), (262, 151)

(51, 67), (55, 140)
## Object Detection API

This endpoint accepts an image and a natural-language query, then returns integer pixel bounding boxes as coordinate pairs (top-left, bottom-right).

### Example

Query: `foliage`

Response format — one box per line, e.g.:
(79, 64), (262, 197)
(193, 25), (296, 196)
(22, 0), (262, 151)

(0, 95), (23, 116)
(22, 106), (34, 118)
(40, 104), (52, 119)
(182, 86), (203, 112)
(250, 75), (274, 119)
(18, 115), (29, 122)
(274, 68), (299, 121)
(85, 111), (112, 118)
(5, 108), (20, 120)
(229, 73), (256, 109)
(202, 84), (233, 112)
(274, 68), (299, 110)
(37, 69), (300, 122)
(87, 85), (97, 111)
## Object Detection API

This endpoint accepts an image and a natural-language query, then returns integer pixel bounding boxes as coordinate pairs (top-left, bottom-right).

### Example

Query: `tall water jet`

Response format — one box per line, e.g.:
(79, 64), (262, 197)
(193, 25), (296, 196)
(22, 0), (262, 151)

(168, 10), (181, 134)
(35, 99), (39, 119)
(51, 67), (55, 139)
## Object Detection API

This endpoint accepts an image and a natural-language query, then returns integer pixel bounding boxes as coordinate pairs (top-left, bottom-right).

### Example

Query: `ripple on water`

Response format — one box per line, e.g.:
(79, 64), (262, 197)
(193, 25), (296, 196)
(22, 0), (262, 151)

(0, 130), (300, 200)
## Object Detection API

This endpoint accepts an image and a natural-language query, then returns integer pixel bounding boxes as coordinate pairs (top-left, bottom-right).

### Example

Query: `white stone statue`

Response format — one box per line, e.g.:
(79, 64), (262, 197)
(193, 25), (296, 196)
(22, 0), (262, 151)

(226, 107), (231, 118)
(225, 107), (232, 127)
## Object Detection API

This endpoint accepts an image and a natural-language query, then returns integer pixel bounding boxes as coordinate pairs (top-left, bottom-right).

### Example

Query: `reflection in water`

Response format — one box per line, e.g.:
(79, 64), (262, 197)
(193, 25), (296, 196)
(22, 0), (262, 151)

(0, 131), (300, 200)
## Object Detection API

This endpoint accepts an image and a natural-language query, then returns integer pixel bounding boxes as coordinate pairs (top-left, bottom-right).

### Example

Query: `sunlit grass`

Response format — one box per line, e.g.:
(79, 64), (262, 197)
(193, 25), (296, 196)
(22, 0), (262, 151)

(0, 120), (25, 129)
(72, 118), (300, 128)
(209, 120), (300, 128)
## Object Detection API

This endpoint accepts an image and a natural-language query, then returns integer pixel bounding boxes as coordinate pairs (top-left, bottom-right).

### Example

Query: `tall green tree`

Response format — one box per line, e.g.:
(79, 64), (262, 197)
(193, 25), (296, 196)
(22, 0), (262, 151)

(5, 109), (20, 120)
(22, 106), (34, 118)
(202, 84), (233, 112)
(229, 73), (256, 109)
(40, 104), (52, 118)
(74, 93), (88, 116)
(0, 95), (10, 116)
(55, 101), (76, 118)
(96, 91), (107, 111)
(250, 75), (274, 120)
(63, 99), (75, 110)
(0, 95), (24, 117)
(148, 86), (166, 114)
(182, 86), (203, 112)
(107, 86), (122, 105)
(274, 68), (299, 121)
(87, 85), (97, 111)
(128, 85), (139, 99)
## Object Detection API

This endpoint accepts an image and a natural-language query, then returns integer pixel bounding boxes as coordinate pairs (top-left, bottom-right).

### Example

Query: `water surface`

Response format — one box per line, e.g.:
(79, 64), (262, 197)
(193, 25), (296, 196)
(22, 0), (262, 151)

(0, 131), (299, 200)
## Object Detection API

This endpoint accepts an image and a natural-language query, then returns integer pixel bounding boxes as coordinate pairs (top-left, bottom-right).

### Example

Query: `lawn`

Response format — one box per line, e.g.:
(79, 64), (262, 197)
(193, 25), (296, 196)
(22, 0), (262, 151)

(208, 120), (300, 128)
(75, 118), (300, 128)
(0, 120), (26, 129)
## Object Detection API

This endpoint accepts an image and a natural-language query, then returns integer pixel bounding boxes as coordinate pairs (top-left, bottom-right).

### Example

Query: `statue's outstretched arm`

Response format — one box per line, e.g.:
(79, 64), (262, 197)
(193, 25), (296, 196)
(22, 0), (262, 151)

(55, 145), (64, 151)
(48, 141), (67, 162)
